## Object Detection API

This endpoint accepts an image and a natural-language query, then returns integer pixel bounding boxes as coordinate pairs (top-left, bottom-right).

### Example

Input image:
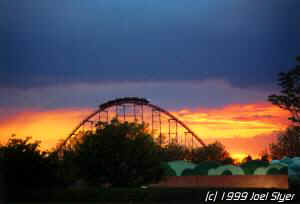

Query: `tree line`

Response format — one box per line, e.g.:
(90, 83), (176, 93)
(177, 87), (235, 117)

(0, 119), (234, 191)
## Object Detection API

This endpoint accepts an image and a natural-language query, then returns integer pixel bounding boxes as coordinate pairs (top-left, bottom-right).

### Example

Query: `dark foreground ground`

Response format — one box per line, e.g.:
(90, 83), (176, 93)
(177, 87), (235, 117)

(5, 201), (300, 204)
(7, 202), (296, 204)
(3, 186), (300, 204)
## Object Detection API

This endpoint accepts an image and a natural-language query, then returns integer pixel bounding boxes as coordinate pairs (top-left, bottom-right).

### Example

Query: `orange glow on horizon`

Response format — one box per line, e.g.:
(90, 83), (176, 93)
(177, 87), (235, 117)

(171, 103), (290, 139)
(0, 108), (93, 150)
(0, 102), (290, 157)
(230, 153), (260, 164)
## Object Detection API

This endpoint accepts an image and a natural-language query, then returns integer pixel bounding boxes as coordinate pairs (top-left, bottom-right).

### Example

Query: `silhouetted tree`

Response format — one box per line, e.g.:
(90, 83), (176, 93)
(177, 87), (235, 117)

(259, 149), (270, 162)
(269, 126), (300, 159)
(268, 56), (300, 125)
(51, 141), (81, 186)
(0, 135), (58, 192)
(191, 141), (231, 163)
(241, 155), (253, 164)
(72, 119), (164, 187)
(268, 57), (300, 159)
(221, 157), (235, 165)
(160, 142), (190, 162)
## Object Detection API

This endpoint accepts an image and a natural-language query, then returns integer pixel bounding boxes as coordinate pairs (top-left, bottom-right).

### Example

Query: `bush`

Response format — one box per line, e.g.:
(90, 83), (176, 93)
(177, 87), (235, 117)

(193, 161), (221, 175)
(211, 165), (244, 175)
(161, 162), (176, 177)
(279, 166), (288, 175)
(222, 170), (232, 175)
(181, 169), (195, 176)
(166, 160), (196, 176)
(240, 160), (269, 175)
(160, 143), (190, 162)
(253, 167), (267, 175)
(267, 168), (281, 175)
(72, 119), (164, 187)
(191, 141), (230, 163)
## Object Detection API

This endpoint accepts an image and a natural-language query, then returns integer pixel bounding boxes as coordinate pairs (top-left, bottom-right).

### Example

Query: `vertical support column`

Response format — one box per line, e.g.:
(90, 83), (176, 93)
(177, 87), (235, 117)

(159, 112), (162, 145)
(115, 105), (119, 120)
(141, 105), (144, 122)
(168, 119), (177, 144)
(132, 104), (143, 123)
(184, 132), (193, 149)
(152, 109), (159, 134)
(99, 111), (109, 123)
(133, 104), (136, 121)
(90, 120), (93, 130)
(168, 119), (171, 144)
(192, 136), (194, 149)
(85, 120), (94, 132)
(105, 111), (108, 122)
(179, 132), (182, 146)
(115, 105), (127, 122)
(176, 121), (178, 143)
(82, 121), (85, 133)
(152, 109), (162, 145)
(123, 105), (126, 121)
(152, 109), (154, 134)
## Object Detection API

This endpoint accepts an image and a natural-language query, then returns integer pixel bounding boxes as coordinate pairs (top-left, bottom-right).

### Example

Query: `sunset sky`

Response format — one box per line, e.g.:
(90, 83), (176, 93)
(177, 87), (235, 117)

(1, 1), (300, 160)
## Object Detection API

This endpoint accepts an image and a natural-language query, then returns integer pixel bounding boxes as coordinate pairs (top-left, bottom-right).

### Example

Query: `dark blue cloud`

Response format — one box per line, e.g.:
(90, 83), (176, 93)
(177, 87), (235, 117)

(0, 81), (269, 110)
(1, 0), (299, 89)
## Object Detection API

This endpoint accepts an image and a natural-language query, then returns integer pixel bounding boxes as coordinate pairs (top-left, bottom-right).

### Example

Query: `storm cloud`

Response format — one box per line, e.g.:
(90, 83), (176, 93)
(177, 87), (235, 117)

(1, 0), (300, 89)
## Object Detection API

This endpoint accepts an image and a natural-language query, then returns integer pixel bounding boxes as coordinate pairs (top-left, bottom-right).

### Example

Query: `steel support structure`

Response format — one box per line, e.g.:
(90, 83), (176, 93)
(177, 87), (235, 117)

(168, 119), (178, 144)
(151, 108), (162, 145)
(56, 97), (206, 153)
(99, 110), (109, 123)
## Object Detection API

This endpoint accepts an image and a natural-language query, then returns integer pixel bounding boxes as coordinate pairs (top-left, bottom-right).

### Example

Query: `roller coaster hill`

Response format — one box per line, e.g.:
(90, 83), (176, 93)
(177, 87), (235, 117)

(56, 97), (206, 153)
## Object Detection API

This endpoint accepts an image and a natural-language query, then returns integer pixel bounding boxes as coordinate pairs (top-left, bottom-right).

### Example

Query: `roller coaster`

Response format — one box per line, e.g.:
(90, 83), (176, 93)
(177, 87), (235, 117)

(57, 97), (206, 152)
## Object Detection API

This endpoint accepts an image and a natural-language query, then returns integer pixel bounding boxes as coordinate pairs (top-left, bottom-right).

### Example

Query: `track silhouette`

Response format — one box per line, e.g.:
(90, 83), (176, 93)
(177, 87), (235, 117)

(57, 97), (206, 152)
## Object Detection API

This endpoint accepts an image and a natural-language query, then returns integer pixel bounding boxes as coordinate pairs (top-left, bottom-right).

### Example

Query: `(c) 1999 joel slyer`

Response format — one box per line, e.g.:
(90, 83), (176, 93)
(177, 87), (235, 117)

(205, 191), (296, 202)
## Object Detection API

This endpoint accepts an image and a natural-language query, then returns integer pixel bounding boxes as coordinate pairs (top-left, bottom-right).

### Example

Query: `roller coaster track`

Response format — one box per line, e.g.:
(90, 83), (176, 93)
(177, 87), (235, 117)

(57, 97), (206, 152)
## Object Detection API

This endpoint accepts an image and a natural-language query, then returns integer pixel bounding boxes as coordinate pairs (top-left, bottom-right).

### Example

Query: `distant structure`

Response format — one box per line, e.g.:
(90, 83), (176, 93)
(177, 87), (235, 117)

(57, 97), (206, 152)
